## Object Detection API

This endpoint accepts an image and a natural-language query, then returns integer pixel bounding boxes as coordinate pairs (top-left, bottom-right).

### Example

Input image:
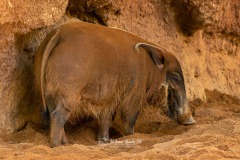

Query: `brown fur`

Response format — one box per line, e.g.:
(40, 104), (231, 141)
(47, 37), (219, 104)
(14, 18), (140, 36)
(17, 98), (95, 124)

(35, 22), (164, 119)
(34, 22), (192, 147)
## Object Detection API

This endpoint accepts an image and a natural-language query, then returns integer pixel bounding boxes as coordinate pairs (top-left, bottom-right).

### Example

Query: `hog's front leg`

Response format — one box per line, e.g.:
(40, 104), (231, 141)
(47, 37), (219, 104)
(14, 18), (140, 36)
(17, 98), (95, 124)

(122, 111), (139, 135)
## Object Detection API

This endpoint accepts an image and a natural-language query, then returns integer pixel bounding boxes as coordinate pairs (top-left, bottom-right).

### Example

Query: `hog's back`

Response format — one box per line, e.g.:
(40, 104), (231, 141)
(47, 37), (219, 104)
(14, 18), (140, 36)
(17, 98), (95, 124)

(44, 22), (148, 118)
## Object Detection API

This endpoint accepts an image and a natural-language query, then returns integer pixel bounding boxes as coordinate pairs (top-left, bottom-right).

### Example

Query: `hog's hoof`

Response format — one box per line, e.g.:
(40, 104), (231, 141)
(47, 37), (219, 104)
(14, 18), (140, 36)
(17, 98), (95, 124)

(50, 142), (59, 148)
(98, 137), (110, 144)
(178, 115), (196, 125)
(125, 130), (134, 135)
(125, 127), (134, 135)
(50, 139), (69, 148)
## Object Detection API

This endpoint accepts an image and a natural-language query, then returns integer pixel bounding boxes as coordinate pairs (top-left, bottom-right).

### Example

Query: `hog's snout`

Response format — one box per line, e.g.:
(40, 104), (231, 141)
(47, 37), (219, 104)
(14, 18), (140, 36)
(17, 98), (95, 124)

(167, 104), (196, 125)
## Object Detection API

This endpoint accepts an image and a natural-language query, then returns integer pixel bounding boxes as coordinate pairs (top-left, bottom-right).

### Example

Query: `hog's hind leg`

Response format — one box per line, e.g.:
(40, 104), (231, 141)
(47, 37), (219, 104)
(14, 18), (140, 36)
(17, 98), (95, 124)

(97, 114), (111, 143)
(50, 100), (70, 147)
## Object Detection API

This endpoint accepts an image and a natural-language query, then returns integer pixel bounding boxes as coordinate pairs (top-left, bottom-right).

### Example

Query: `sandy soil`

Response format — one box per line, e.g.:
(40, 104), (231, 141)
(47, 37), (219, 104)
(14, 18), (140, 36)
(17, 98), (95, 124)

(0, 90), (240, 160)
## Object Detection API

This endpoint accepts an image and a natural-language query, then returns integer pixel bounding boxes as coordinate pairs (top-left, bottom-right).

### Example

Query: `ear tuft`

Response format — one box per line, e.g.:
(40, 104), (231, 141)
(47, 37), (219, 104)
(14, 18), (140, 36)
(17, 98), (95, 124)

(135, 43), (166, 70)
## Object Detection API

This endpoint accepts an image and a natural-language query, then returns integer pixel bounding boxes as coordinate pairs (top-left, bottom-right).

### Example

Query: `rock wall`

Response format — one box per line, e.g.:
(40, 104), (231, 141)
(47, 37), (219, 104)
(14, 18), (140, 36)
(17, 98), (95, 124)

(0, 0), (68, 134)
(104, 0), (240, 101)
(0, 0), (239, 134)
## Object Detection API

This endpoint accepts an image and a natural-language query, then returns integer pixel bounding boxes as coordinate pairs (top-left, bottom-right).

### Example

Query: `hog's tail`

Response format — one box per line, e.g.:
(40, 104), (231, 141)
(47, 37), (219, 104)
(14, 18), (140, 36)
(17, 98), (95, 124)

(40, 28), (60, 112)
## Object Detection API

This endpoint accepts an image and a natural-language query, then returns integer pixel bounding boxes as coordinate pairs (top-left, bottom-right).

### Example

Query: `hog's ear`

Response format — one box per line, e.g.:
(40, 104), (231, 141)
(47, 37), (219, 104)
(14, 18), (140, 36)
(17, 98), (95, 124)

(135, 43), (166, 70)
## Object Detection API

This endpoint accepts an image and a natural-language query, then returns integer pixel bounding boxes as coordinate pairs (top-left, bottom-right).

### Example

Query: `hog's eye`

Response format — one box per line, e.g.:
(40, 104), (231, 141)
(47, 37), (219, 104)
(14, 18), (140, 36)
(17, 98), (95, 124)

(172, 72), (181, 82)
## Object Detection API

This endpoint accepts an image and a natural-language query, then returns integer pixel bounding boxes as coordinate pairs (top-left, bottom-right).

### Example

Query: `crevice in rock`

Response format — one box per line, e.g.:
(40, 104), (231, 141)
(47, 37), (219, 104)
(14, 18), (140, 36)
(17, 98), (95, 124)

(170, 0), (216, 36)
(66, 0), (121, 25)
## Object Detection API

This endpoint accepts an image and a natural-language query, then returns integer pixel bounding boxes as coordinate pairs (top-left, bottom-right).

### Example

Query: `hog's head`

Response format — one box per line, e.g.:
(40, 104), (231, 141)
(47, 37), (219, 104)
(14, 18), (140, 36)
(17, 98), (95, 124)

(136, 43), (196, 125)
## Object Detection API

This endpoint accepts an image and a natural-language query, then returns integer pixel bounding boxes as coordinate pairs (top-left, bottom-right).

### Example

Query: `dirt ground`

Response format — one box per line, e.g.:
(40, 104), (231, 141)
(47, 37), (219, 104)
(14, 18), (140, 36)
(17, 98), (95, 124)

(0, 90), (240, 160)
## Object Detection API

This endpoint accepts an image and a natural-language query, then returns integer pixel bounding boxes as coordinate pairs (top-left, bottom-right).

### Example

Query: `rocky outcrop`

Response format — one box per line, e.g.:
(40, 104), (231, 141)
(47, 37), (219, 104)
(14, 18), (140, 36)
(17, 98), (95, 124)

(0, 0), (68, 134)
(0, 0), (239, 134)
(67, 0), (120, 25)
(170, 0), (217, 36)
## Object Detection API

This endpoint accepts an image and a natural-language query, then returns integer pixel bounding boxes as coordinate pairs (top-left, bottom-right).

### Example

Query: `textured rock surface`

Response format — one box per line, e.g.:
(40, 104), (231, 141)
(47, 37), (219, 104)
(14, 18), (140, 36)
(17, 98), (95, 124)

(95, 0), (240, 101)
(0, 0), (68, 134)
(67, 0), (120, 24)
(0, 0), (239, 134)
